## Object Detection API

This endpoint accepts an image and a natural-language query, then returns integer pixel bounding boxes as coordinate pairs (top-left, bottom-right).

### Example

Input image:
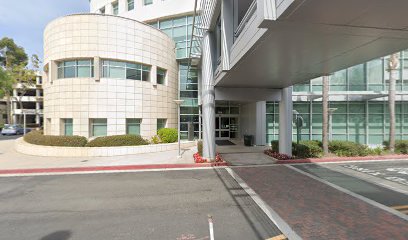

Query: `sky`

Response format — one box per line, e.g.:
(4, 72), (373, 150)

(0, 0), (89, 62)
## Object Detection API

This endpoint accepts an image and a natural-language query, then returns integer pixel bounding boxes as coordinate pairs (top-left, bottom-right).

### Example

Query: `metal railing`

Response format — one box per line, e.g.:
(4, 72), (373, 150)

(234, 0), (257, 38)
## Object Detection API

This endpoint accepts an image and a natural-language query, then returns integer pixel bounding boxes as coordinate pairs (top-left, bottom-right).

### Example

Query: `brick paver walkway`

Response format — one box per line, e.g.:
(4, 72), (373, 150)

(233, 166), (408, 240)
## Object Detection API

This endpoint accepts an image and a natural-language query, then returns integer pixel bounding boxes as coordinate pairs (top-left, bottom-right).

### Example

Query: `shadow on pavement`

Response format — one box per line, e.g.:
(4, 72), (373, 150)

(40, 230), (72, 240)
(212, 168), (282, 239)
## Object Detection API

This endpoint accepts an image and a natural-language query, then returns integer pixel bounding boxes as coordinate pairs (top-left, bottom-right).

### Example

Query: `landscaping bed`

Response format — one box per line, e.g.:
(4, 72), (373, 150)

(266, 140), (408, 163)
(193, 141), (228, 166)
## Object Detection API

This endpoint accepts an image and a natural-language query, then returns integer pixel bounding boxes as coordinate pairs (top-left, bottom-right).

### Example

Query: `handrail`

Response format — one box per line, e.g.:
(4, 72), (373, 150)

(234, 0), (257, 38)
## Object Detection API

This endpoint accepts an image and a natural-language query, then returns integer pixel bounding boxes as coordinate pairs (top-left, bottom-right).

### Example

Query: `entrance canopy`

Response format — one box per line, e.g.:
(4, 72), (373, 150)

(216, 0), (408, 88)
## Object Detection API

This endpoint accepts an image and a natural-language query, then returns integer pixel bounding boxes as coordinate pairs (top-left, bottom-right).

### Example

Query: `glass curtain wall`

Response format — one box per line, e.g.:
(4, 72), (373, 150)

(149, 15), (194, 59)
(149, 15), (200, 139)
(279, 50), (408, 145)
(266, 101), (408, 145)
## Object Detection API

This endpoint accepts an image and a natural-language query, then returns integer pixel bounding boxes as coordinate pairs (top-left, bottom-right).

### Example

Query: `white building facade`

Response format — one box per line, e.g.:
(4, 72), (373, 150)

(43, 0), (408, 160)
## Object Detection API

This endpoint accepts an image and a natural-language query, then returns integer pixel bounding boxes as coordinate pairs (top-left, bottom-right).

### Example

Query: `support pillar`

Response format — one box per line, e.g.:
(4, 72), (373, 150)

(201, 32), (216, 161)
(279, 87), (293, 156)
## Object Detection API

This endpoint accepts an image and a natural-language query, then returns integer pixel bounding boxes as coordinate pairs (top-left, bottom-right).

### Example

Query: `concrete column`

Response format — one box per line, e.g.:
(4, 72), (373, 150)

(221, 0), (234, 71)
(12, 89), (18, 124)
(255, 101), (266, 145)
(94, 56), (101, 81)
(279, 87), (293, 156)
(201, 32), (216, 161)
(151, 65), (157, 86)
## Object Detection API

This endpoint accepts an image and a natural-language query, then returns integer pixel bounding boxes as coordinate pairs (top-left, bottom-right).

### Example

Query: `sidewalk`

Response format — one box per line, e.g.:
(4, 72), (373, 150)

(0, 139), (196, 171)
(233, 165), (408, 240)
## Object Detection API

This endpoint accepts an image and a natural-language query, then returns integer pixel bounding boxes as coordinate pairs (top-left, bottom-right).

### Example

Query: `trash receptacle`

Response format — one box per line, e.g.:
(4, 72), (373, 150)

(244, 135), (254, 146)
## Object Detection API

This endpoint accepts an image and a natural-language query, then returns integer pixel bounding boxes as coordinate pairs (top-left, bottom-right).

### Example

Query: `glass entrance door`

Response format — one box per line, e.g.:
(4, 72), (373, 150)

(215, 117), (230, 140)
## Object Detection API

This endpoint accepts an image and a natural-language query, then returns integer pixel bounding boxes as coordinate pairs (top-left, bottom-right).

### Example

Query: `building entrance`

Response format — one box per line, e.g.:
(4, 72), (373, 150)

(215, 101), (240, 140)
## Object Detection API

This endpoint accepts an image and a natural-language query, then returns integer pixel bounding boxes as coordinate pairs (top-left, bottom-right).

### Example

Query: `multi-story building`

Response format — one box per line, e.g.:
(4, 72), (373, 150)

(0, 74), (43, 127)
(43, 0), (408, 160)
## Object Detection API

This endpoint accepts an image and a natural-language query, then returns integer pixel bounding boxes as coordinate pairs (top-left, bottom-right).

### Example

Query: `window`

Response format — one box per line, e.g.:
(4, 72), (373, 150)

(127, 119), (141, 135)
(63, 119), (73, 136)
(112, 1), (119, 15)
(157, 119), (167, 131)
(144, 0), (153, 5)
(90, 119), (107, 137)
(57, 60), (94, 79)
(128, 0), (134, 10)
(102, 60), (151, 81)
(100, 7), (105, 14)
(157, 68), (166, 84)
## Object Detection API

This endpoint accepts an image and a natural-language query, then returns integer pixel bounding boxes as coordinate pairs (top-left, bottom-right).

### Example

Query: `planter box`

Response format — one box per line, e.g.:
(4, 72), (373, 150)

(15, 137), (196, 157)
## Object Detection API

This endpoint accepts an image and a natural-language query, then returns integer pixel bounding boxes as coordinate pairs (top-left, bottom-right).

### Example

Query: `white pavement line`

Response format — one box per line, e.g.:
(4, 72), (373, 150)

(286, 165), (408, 222)
(0, 166), (228, 178)
(320, 164), (408, 195)
(225, 168), (302, 240)
(208, 215), (214, 240)
(289, 158), (408, 166)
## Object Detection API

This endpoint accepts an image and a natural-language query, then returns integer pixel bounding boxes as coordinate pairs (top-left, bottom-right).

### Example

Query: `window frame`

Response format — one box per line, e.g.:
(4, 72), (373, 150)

(157, 119), (167, 131)
(156, 68), (167, 85)
(62, 118), (73, 136)
(127, 0), (134, 11)
(126, 118), (142, 135)
(112, 1), (119, 15)
(144, 0), (153, 6)
(57, 59), (94, 79)
(90, 119), (107, 137)
(102, 60), (151, 81)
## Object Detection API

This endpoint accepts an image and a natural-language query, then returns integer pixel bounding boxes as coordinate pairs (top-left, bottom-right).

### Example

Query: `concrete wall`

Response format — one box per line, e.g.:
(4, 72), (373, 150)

(43, 14), (178, 138)
(240, 101), (266, 145)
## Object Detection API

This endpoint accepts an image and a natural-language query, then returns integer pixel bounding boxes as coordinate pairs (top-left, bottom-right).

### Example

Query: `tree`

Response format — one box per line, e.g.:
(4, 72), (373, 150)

(0, 37), (33, 124)
(0, 37), (28, 68)
(388, 53), (399, 153)
(322, 75), (330, 155)
(0, 67), (14, 124)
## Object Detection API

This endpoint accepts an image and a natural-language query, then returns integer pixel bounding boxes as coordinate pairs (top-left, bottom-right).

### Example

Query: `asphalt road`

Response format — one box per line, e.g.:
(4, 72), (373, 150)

(340, 161), (408, 186)
(0, 134), (20, 141)
(0, 169), (281, 240)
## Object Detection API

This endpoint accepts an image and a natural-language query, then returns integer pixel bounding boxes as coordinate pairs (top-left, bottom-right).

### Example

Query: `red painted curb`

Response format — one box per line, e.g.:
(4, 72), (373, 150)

(0, 162), (229, 175)
(276, 154), (408, 164)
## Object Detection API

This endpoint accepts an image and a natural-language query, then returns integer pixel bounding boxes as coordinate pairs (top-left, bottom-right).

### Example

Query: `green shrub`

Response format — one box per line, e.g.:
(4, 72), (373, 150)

(328, 140), (368, 157)
(270, 140), (298, 154)
(151, 135), (161, 144)
(395, 140), (408, 154)
(365, 146), (384, 156)
(24, 130), (87, 147)
(86, 135), (149, 147)
(197, 140), (203, 156)
(271, 140), (279, 152)
(157, 128), (178, 143)
(295, 140), (323, 158)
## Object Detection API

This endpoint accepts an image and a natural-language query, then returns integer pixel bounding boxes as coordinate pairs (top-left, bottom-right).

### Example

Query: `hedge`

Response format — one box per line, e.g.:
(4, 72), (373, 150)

(24, 130), (88, 147)
(157, 128), (178, 143)
(328, 140), (368, 157)
(271, 140), (322, 158)
(384, 140), (408, 154)
(86, 135), (149, 147)
(295, 140), (323, 158)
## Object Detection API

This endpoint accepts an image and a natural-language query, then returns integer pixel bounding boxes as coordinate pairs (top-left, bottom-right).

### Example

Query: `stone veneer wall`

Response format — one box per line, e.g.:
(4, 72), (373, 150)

(43, 14), (178, 138)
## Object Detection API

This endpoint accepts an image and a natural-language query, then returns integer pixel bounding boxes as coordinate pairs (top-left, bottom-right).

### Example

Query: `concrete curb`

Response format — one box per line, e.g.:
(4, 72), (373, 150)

(15, 137), (196, 157)
(0, 162), (229, 175)
(276, 155), (408, 164)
